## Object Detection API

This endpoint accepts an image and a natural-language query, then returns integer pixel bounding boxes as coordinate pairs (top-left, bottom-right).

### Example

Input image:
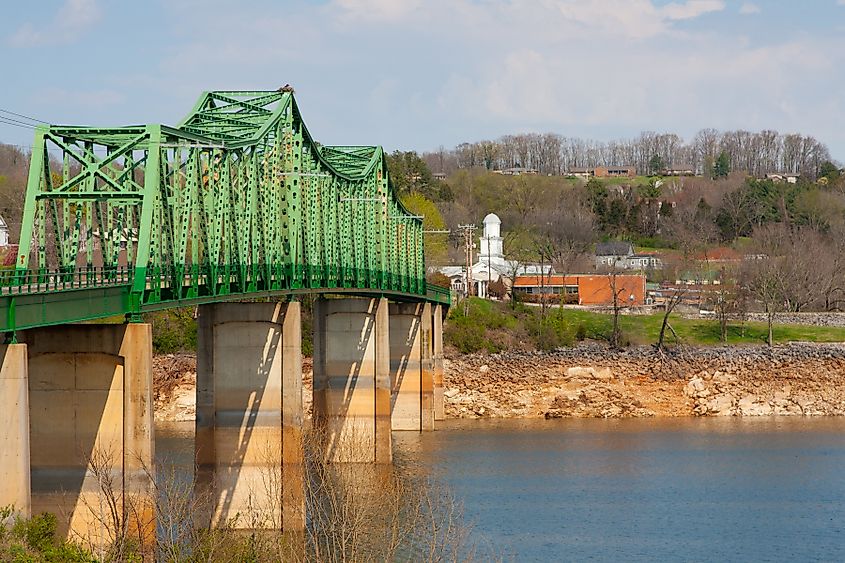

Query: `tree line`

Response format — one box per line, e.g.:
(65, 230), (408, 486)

(424, 129), (832, 179)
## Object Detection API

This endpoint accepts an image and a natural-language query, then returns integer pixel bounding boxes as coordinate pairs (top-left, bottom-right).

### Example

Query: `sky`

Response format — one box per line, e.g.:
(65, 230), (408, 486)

(1, 0), (844, 160)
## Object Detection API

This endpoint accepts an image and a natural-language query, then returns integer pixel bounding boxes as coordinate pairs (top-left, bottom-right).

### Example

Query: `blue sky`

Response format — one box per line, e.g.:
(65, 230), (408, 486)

(2, 0), (844, 160)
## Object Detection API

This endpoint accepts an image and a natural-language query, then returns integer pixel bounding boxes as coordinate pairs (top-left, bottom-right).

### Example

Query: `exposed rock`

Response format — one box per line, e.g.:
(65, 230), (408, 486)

(737, 394), (773, 416)
(566, 366), (614, 380)
(443, 342), (845, 420)
(152, 342), (845, 423)
(706, 394), (734, 416)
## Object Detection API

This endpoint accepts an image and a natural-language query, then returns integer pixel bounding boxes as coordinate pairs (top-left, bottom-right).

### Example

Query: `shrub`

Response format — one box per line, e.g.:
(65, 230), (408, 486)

(145, 307), (198, 354)
(0, 508), (97, 563)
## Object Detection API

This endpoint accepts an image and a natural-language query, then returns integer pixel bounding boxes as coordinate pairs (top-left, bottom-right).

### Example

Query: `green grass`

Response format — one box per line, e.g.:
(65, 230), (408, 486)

(445, 298), (845, 353)
(584, 308), (845, 346)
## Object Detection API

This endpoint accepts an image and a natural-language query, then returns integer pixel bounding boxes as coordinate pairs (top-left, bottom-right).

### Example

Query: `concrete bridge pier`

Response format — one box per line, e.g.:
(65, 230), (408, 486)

(432, 304), (445, 421)
(389, 302), (435, 431)
(22, 323), (155, 546)
(0, 343), (30, 522)
(195, 302), (304, 531)
(312, 297), (392, 463)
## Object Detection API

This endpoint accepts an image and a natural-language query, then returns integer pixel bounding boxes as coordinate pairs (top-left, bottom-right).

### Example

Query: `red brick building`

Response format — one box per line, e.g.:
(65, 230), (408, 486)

(513, 274), (646, 306)
(593, 165), (636, 178)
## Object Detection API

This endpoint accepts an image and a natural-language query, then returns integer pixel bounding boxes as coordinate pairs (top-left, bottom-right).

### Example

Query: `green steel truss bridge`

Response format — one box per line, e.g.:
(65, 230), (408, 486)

(1, 90), (449, 334)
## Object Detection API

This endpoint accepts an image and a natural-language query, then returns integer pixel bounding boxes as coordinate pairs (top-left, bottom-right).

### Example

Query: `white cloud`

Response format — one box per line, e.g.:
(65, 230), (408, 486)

(330, 0), (725, 39)
(332, 0), (424, 22)
(661, 0), (726, 20)
(739, 2), (761, 14)
(8, 0), (101, 47)
(32, 0), (837, 156)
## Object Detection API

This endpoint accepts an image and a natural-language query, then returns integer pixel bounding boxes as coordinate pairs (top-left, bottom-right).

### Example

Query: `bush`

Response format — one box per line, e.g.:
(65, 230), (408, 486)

(444, 298), (630, 353)
(145, 307), (198, 354)
(0, 508), (97, 562)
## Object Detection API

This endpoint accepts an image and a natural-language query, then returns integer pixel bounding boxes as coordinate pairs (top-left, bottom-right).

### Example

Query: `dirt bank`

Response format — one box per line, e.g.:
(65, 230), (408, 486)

(153, 343), (845, 422)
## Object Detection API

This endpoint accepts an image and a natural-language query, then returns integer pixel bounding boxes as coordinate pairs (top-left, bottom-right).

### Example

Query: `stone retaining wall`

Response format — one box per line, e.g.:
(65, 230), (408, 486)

(744, 312), (845, 327)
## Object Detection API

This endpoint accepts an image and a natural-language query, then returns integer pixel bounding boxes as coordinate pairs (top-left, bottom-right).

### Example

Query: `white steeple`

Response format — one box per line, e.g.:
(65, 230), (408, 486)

(479, 213), (506, 268)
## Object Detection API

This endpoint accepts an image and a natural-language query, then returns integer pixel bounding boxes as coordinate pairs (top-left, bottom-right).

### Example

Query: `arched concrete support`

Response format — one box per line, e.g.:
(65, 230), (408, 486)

(389, 302), (435, 431)
(21, 323), (154, 546)
(0, 344), (30, 523)
(313, 297), (392, 463)
(195, 301), (304, 531)
(432, 304), (445, 421)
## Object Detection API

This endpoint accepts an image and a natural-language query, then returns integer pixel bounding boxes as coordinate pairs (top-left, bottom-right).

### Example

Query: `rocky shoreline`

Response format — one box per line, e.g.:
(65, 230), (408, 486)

(443, 343), (845, 419)
(153, 342), (845, 422)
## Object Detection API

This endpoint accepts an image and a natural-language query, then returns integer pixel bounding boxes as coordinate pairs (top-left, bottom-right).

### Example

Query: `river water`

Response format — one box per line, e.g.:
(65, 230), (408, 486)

(158, 417), (845, 561)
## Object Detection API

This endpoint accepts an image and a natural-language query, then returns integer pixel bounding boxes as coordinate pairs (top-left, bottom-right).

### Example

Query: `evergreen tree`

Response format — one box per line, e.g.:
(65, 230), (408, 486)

(713, 151), (731, 179)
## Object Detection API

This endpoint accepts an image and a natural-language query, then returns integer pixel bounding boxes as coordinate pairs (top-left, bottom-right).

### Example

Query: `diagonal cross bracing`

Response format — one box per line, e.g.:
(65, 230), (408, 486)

(0, 90), (448, 333)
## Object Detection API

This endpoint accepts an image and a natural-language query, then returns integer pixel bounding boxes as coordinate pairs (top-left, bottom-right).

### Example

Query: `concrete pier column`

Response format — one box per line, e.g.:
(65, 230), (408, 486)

(195, 301), (304, 531)
(313, 297), (392, 463)
(432, 304), (445, 421)
(388, 303), (434, 431)
(22, 323), (155, 546)
(0, 344), (30, 522)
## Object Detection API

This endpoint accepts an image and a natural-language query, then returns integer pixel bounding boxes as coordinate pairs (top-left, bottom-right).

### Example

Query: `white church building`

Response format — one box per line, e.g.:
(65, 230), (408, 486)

(439, 213), (551, 299)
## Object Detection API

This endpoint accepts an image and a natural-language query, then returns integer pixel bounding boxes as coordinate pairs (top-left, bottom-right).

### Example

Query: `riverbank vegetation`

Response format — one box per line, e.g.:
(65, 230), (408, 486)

(1, 427), (480, 562)
(445, 298), (845, 354)
(0, 509), (95, 562)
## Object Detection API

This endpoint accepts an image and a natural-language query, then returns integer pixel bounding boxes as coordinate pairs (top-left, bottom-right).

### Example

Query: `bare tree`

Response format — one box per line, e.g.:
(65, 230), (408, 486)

(744, 256), (784, 347)
(502, 229), (538, 308)
(532, 196), (595, 280)
(606, 267), (632, 349)
(656, 287), (687, 353)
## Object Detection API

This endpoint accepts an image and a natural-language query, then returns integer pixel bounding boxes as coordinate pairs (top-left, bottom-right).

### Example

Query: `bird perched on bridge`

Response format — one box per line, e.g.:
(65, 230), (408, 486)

(277, 84), (295, 93)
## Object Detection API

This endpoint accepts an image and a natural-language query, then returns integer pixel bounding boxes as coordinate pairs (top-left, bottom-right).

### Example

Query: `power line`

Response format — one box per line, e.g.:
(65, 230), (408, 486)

(0, 108), (48, 124)
(0, 116), (36, 130)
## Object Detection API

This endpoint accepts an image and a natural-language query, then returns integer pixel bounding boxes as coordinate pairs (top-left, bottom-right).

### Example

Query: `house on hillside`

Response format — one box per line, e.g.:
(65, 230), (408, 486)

(661, 164), (695, 176)
(595, 241), (663, 271)
(765, 172), (800, 184)
(619, 253), (663, 270)
(594, 165), (635, 178)
(0, 216), (9, 247)
(595, 241), (634, 268)
(567, 167), (593, 179)
(494, 167), (539, 176)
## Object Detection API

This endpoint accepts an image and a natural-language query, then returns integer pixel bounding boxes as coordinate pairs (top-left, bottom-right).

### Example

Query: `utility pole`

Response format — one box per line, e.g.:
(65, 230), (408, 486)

(458, 223), (477, 300)
(487, 229), (492, 300)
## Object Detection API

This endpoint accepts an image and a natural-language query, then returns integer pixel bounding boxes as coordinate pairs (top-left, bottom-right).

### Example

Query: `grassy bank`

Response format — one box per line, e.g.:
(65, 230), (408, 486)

(136, 298), (845, 356)
(446, 298), (845, 353)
